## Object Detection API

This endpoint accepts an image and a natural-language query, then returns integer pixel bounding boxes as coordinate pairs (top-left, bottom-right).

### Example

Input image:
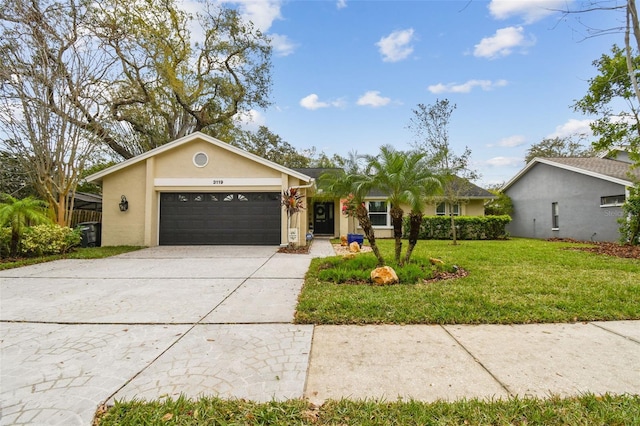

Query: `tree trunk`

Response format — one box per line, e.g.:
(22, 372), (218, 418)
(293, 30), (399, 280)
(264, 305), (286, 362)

(450, 207), (458, 245)
(355, 204), (385, 266)
(390, 206), (404, 264)
(403, 211), (423, 265)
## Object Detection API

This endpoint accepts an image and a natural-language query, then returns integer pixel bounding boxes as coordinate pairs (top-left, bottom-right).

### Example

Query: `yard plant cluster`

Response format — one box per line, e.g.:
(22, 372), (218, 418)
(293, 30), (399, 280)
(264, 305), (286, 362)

(402, 215), (512, 240)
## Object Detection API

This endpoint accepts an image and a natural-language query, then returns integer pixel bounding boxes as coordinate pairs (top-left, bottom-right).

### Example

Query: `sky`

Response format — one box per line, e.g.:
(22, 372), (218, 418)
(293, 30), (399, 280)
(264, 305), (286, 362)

(210, 0), (626, 186)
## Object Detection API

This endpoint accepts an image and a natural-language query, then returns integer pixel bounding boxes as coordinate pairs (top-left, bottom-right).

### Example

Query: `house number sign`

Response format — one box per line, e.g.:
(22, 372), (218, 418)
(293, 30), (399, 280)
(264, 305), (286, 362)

(212, 179), (224, 184)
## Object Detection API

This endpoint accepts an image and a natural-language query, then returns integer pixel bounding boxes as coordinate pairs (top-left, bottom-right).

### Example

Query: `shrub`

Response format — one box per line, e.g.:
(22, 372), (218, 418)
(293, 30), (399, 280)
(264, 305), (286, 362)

(403, 215), (512, 240)
(618, 185), (640, 245)
(20, 224), (82, 256)
(0, 227), (10, 258)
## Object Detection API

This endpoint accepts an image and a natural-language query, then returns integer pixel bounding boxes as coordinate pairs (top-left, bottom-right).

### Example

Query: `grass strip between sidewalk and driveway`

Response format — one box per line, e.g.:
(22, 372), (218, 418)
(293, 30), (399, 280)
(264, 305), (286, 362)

(0, 246), (143, 270)
(95, 393), (640, 425)
(295, 238), (640, 325)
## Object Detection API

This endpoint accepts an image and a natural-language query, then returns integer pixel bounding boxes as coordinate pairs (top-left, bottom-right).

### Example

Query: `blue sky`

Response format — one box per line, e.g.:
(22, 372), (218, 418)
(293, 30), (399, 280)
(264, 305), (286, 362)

(212, 0), (625, 186)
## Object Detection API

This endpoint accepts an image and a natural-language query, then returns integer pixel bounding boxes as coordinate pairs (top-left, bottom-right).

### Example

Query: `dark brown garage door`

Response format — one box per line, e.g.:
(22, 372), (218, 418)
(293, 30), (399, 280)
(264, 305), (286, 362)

(159, 192), (281, 245)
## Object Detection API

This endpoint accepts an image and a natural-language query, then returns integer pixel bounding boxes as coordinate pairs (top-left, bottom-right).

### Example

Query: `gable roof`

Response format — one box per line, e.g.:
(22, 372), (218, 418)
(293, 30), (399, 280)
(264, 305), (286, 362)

(502, 156), (640, 191)
(85, 132), (314, 184)
(367, 176), (494, 199)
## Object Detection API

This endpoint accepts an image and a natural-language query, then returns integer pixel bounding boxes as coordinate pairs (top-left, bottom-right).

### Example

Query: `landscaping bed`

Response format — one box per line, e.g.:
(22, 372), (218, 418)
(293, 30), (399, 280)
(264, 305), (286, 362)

(548, 238), (640, 259)
(295, 238), (640, 325)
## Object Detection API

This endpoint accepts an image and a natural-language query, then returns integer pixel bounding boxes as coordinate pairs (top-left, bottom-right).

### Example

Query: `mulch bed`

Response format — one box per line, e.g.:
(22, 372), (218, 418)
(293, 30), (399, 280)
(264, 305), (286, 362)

(277, 245), (311, 254)
(547, 238), (640, 259)
(422, 267), (469, 284)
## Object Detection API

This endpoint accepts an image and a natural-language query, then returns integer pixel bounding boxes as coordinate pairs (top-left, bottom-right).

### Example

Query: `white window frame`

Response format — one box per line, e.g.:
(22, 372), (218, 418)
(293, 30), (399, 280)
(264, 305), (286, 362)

(600, 194), (625, 207)
(436, 202), (461, 216)
(367, 200), (391, 228)
(552, 202), (559, 230)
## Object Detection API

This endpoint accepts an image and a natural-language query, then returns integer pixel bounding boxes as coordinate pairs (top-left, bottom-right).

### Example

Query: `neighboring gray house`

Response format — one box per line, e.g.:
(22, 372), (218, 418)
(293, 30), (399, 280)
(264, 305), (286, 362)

(502, 149), (640, 242)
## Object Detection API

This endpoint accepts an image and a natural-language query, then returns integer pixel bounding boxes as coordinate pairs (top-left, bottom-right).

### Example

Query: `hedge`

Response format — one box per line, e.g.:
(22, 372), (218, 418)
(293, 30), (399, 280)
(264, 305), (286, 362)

(403, 215), (511, 240)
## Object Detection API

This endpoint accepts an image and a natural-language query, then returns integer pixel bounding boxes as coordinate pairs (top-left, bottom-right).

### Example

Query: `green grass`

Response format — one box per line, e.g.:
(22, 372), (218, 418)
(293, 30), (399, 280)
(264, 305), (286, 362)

(295, 238), (640, 324)
(0, 246), (143, 270)
(95, 394), (640, 425)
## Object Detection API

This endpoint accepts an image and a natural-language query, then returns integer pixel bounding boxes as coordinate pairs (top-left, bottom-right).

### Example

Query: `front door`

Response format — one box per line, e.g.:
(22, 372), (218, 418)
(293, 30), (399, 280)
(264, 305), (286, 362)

(313, 202), (334, 235)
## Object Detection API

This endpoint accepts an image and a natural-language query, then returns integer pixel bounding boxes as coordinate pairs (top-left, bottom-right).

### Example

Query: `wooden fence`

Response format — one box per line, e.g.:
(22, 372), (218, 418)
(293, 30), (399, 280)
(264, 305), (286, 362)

(70, 210), (102, 227)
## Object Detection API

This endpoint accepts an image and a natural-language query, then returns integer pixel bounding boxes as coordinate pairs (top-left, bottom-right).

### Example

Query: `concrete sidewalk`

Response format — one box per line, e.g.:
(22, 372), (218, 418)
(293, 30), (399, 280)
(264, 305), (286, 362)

(1, 238), (639, 425)
(305, 322), (640, 404)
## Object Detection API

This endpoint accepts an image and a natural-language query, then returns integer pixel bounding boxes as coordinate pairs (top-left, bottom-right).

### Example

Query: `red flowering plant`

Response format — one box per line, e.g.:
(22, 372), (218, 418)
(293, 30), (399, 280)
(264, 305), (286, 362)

(341, 193), (362, 233)
(281, 187), (304, 217)
(281, 187), (305, 246)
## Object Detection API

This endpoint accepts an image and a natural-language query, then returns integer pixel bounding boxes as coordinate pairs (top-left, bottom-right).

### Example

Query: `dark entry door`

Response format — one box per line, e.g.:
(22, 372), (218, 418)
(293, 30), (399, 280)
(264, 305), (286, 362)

(313, 202), (334, 235)
(159, 192), (281, 245)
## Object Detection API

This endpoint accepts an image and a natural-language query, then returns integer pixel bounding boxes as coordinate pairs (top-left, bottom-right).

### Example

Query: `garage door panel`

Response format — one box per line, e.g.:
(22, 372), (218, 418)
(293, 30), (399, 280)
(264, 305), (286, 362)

(159, 192), (281, 245)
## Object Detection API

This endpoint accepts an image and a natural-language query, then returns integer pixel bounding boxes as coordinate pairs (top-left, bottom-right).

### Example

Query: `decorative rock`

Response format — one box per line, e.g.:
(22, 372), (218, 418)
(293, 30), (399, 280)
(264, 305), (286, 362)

(370, 266), (399, 285)
(342, 253), (356, 260)
(340, 235), (348, 246)
(349, 241), (361, 253)
(430, 258), (445, 266)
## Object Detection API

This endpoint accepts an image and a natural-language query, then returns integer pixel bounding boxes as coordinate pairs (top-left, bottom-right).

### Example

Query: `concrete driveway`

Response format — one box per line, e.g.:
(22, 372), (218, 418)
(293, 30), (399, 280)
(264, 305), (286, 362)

(2, 240), (639, 425)
(0, 245), (319, 425)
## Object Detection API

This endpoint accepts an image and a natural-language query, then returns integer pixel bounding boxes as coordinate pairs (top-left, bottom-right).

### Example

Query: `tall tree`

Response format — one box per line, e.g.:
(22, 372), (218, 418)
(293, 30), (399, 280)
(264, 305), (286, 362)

(365, 145), (439, 265)
(1, 0), (104, 225)
(574, 45), (640, 160)
(231, 126), (311, 168)
(564, 2), (640, 165)
(88, 0), (273, 158)
(1, 0), (273, 161)
(524, 136), (595, 163)
(408, 99), (479, 245)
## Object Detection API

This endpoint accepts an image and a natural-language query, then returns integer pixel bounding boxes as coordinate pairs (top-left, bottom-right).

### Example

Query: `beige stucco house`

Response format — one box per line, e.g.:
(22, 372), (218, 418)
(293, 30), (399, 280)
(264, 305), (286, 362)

(295, 169), (494, 240)
(86, 132), (315, 247)
(87, 132), (495, 247)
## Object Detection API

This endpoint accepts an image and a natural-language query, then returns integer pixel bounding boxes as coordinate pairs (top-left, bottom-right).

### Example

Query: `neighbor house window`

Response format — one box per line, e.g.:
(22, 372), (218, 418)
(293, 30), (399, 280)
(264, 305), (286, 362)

(436, 202), (460, 216)
(552, 202), (559, 229)
(600, 195), (625, 207)
(368, 201), (390, 227)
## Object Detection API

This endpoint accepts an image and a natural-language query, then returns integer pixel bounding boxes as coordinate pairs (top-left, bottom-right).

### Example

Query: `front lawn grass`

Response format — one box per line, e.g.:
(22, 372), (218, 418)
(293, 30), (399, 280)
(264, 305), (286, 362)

(295, 238), (640, 324)
(0, 246), (143, 270)
(95, 394), (640, 425)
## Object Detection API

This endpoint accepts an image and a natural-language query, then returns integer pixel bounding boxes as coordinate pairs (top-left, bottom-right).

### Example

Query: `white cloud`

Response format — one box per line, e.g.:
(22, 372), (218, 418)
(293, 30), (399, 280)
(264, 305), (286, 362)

(428, 79), (508, 94)
(300, 94), (328, 110)
(215, 0), (282, 32)
(356, 91), (391, 107)
(376, 28), (415, 63)
(492, 135), (526, 148)
(269, 33), (297, 57)
(546, 118), (593, 138)
(483, 156), (523, 167)
(234, 109), (266, 132)
(336, 0), (347, 9)
(488, 0), (568, 24)
(299, 94), (345, 110)
(474, 26), (535, 59)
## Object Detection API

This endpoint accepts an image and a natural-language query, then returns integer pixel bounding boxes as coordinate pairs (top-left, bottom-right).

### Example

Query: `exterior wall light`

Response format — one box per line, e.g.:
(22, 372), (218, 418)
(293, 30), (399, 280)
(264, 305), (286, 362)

(119, 195), (129, 212)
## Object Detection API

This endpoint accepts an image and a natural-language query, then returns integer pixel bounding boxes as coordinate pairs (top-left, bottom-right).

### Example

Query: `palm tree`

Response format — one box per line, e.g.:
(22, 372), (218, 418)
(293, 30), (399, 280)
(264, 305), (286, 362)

(0, 194), (51, 256)
(318, 155), (386, 266)
(365, 146), (440, 265)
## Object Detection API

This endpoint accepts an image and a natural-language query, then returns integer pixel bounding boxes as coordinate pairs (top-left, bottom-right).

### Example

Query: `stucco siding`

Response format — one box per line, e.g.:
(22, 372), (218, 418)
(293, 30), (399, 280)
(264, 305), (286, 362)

(154, 140), (280, 179)
(98, 136), (313, 247)
(101, 162), (147, 246)
(505, 163), (625, 242)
